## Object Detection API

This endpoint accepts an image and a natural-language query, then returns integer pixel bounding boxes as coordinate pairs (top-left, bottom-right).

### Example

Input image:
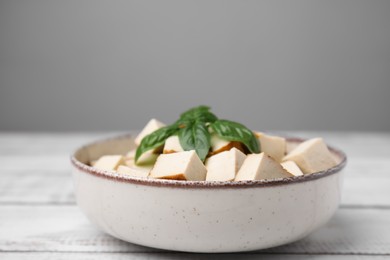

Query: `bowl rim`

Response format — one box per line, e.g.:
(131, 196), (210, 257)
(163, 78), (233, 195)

(71, 133), (347, 189)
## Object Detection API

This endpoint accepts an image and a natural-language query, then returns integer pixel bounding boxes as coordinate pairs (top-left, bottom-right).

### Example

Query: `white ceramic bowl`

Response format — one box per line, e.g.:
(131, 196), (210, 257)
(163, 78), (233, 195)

(71, 134), (347, 253)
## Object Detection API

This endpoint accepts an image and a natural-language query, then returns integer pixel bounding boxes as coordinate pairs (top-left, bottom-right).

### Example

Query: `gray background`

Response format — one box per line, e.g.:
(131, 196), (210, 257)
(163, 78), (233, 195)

(1, 0), (389, 132)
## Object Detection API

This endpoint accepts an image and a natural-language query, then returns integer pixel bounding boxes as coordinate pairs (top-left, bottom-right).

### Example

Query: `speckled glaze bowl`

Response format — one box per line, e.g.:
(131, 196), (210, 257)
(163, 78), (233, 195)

(71, 134), (347, 253)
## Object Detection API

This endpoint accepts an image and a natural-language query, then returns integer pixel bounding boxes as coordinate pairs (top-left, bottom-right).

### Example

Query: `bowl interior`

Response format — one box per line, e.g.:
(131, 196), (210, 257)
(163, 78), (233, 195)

(71, 134), (346, 188)
(74, 134), (135, 165)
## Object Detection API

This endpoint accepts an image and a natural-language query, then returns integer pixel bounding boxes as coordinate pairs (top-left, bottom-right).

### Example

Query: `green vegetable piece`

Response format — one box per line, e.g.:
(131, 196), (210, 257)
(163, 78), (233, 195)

(179, 105), (218, 123)
(210, 119), (260, 153)
(178, 121), (211, 161)
(180, 105), (210, 119)
(135, 124), (179, 163)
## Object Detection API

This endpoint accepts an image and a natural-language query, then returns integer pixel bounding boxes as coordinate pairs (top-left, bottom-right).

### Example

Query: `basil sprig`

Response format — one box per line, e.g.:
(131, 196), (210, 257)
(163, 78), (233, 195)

(135, 106), (260, 164)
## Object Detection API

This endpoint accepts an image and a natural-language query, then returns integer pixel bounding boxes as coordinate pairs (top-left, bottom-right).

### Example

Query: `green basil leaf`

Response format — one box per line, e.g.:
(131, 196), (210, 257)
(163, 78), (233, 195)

(135, 124), (179, 163)
(178, 121), (211, 161)
(210, 119), (260, 153)
(196, 112), (218, 123)
(179, 105), (218, 123)
(174, 118), (192, 129)
(180, 105), (210, 119)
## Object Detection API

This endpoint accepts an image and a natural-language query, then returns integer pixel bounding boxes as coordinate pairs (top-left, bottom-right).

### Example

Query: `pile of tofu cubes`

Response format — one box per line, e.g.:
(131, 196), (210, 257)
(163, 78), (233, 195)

(92, 119), (338, 181)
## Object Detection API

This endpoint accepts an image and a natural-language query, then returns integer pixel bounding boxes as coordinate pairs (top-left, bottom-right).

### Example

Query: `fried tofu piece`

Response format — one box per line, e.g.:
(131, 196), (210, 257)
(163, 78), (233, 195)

(135, 119), (165, 146)
(283, 138), (337, 174)
(163, 135), (184, 154)
(205, 148), (246, 181)
(117, 165), (150, 178)
(209, 134), (244, 156)
(255, 132), (286, 162)
(281, 161), (303, 177)
(235, 153), (291, 181)
(150, 151), (207, 181)
(93, 155), (125, 171)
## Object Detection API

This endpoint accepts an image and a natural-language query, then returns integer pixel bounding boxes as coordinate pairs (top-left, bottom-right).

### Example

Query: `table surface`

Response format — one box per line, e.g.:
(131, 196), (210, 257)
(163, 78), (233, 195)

(0, 132), (389, 260)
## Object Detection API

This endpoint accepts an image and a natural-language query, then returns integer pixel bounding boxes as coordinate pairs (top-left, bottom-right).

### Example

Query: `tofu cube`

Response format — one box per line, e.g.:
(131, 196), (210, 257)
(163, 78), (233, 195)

(93, 155), (125, 171)
(125, 149), (136, 159)
(150, 151), (207, 181)
(205, 148), (246, 181)
(135, 119), (165, 146)
(90, 160), (97, 167)
(125, 158), (153, 170)
(117, 165), (150, 178)
(281, 161), (303, 177)
(163, 135), (184, 154)
(209, 134), (244, 156)
(283, 138), (337, 174)
(255, 132), (286, 162)
(235, 153), (291, 181)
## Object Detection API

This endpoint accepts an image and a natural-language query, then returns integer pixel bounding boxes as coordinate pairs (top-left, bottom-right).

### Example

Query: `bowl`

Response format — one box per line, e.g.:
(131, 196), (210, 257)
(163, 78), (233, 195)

(71, 134), (347, 253)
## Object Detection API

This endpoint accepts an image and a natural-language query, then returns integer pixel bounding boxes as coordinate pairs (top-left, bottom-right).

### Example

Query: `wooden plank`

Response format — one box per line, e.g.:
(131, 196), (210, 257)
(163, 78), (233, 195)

(0, 133), (125, 156)
(0, 156), (69, 172)
(0, 132), (389, 206)
(0, 132), (388, 172)
(0, 132), (389, 158)
(0, 205), (155, 253)
(0, 206), (389, 255)
(0, 170), (74, 204)
(342, 157), (390, 207)
(267, 209), (390, 255)
(1, 157), (389, 206)
(0, 133), (389, 257)
(0, 252), (388, 260)
(0, 134), (127, 171)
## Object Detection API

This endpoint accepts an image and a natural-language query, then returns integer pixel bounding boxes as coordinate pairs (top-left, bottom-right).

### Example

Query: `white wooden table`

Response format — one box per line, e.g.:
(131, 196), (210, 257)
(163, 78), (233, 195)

(0, 132), (389, 259)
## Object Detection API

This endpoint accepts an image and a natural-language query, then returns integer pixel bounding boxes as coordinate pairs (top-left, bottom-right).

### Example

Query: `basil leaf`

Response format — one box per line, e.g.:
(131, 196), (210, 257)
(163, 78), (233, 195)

(135, 124), (179, 163)
(180, 105), (210, 119)
(179, 105), (218, 123)
(210, 119), (260, 153)
(174, 118), (192, 129)
(178, 122), (211, 161)
(196, 112), (218, 123)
